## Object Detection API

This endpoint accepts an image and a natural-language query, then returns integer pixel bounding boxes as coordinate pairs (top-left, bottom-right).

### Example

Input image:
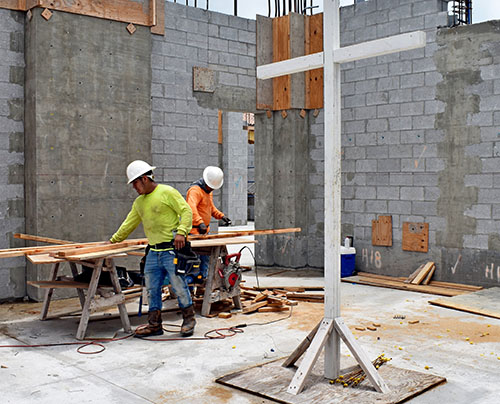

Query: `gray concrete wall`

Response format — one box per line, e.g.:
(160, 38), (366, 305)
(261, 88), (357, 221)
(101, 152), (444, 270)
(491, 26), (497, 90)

(24, 9), (152, 300)
(222, 111), (247, 224)
(151, 1), (256, 201)
(0, 9), (25, 300)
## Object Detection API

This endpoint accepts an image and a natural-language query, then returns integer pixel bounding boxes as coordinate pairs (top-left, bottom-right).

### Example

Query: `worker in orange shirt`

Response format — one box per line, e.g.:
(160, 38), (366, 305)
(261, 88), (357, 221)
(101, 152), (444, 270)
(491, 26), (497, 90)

(186, 166), (231, 278)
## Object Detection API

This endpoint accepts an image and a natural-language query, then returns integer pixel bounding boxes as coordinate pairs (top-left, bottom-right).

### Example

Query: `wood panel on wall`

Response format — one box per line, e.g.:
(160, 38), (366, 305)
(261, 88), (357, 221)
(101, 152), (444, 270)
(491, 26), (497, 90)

(402, 222), (429, 253)
(372, 215), (392, 247)
(272, 15), (291, 111)
(305, 13), (323, 109)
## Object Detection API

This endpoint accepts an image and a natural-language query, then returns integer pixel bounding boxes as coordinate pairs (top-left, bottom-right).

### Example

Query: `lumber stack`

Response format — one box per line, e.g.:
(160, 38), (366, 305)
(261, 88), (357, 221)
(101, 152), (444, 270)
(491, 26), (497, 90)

(343, 271), (482, 297)
(404, 262), (435, 285)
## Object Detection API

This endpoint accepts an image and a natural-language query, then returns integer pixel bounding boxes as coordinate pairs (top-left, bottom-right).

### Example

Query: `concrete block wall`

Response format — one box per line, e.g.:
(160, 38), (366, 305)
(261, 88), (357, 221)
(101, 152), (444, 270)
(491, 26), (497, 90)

(0, 9), (25, 300)
(151, 1), (256, 202)
(222, 111), (247, 224)
(305, 0), (500, 286)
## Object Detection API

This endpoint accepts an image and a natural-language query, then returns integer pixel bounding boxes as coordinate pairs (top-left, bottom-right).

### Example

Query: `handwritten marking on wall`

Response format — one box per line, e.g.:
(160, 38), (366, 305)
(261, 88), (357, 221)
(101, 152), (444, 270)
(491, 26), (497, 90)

(361, 248), (382, 269)
(414, 145), (427, 168)
(484, 263), (500, 282)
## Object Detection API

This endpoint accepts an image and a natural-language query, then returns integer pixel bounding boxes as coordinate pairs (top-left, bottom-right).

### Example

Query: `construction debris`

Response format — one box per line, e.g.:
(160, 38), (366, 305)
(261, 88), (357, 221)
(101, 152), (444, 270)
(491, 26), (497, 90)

(332, 354), (392, 388)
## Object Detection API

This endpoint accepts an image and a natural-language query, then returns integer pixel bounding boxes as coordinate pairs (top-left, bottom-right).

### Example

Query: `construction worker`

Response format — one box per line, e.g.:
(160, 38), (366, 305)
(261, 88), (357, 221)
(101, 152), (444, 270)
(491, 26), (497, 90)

(109, 160), (196, 337)
(186, 166), (231, 278)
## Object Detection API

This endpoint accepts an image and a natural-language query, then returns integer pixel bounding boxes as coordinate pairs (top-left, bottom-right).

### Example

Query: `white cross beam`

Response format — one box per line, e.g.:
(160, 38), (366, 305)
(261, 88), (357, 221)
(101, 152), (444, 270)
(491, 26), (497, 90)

(256, 0), (426, 396)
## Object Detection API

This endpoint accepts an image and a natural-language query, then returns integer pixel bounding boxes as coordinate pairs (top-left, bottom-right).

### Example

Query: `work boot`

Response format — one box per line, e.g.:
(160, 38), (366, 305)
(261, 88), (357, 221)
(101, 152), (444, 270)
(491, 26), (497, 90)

(180, 305), (196, 337)
(134, 310), (163, 337)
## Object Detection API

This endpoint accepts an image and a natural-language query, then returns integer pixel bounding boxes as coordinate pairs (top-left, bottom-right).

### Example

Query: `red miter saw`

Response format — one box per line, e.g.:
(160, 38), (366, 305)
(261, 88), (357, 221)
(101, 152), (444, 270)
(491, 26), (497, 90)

(218, 252), (242, 291)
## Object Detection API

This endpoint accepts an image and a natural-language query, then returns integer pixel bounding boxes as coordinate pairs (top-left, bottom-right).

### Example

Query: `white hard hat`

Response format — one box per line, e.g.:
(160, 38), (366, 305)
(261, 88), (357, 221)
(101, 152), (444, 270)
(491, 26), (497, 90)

(126, 160), (156, 184)
(203, 166), (224, 190)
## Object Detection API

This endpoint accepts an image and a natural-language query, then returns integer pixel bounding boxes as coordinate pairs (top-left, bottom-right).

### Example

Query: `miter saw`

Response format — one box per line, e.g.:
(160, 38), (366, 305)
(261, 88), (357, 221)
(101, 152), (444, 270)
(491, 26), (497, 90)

(218, 252), (243, 292)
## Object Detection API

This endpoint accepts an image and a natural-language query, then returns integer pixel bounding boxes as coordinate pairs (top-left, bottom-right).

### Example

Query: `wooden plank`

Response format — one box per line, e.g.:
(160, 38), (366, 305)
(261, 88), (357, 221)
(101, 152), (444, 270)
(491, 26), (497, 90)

(428, 287), (500, 320)
(343, 275), (468, 297)
(335, 317), (390, 393)
(305, 13), (323, 109)
(404, 264), (425, 284)
(14, 233), (73, 244)
(151, 0), (164, 35)
(287, 318), (334, 395)
(217, 356), (446, 404)
(201, 246), (221, 317)
(422, 266), (435, 285)
(411, 262), (435, 285)
(39, 263), (59, 320)
(53, 240), (145, 257)
(0, 0), (26, 11)
(402, 222), (429, 252)
(76, 259), (103, 340)
(217, 110), (223, 144)
(188, 227), (301, 241)
(64, 246), (145, 261)
(28, 280), (91, 289)
(37, 0), (152, 27)
(27, 254), (65, 264)
(357, 271), (482, 291)
(372, 215), (392, 247)
(191, 237), (256, 248)
(242, 300), (268, 314)
(272, 15), (291, 110)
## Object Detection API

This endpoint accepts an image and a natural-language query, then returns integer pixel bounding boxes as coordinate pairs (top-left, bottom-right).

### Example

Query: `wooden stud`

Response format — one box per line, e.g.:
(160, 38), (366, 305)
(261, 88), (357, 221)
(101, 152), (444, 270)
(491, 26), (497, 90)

(305, 13), (324, 109)
(218, 110), (223, 144)
(126, 23), (137, 35)
(272, 15), (291, 111)
(41, 8), (52, 21)
(242, 300), (268, 314)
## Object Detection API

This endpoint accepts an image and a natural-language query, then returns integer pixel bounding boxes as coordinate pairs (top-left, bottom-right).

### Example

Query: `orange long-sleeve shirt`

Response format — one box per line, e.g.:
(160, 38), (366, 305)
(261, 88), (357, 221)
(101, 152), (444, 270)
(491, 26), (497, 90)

(186, 183), (224, 235)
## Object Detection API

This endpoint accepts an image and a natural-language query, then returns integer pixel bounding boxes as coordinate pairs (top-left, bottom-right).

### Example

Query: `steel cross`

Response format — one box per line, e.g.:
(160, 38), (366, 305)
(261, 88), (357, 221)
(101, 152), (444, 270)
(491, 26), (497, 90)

(256, 0), (426, 395)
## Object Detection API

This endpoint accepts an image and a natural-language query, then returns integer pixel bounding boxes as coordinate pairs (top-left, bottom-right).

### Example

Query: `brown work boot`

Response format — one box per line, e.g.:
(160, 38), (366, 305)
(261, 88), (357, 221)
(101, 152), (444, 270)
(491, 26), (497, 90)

(180, 305), (196, 337)
(134, 310), (163, 337)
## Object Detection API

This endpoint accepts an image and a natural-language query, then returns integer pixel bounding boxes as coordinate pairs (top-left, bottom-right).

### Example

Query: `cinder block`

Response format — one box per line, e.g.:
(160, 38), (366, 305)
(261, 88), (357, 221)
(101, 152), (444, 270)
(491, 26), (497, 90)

(218, 71), (237, 86)
(219, 26), (238, 40)
(345, 199), (365, 212)
(401, 73), (425, 88)
(366, 92), (389, 105)
(401, 102), (424, 116)
(389, 144), (412, 158)
(367, 118), (388, 132)
(388, 4), (412, 21)
(400, 186), (424, 201)
(355, 160), (377, 173)
(377, 76), (399, 91)
(464, 204), (492, 219)
(355, 106), (377, 120)
(390, 117), (413, 131)
(463, 234), (488, 250)
(238, 30), (255, 44)
(238, 74), (255, 88)
(208, 37), (228, 52)
(378, 158), (401, 172)
(355, 79), (377, 93)
(464, 143), (493, 157)
(376, 21), (400, 38)
(399, 16), (425, 32)
(412, 115), (435, 130)
(366, 145), (388, 159)
(412, 201), (436, 215)
(345, 94), (366, 108)
(208, 11), (229, 27)
(366, 200), (388, 213)
(424, 158), (445, 172)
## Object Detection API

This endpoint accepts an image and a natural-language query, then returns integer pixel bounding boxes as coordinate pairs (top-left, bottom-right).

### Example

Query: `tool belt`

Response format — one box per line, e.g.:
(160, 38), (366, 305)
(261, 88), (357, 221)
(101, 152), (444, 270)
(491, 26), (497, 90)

(148, 241), (174, 250)
(174, 242), (201, 276)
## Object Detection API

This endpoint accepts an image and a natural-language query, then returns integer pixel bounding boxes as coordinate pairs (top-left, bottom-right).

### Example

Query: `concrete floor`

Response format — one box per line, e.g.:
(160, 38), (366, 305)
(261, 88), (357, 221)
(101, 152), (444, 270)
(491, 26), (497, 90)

(0, 227), (499, 403)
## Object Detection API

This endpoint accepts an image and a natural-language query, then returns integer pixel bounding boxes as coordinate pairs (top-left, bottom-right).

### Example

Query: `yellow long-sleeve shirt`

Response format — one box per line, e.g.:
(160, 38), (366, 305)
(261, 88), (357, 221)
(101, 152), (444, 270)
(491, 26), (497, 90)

(110, 184), (192, 245)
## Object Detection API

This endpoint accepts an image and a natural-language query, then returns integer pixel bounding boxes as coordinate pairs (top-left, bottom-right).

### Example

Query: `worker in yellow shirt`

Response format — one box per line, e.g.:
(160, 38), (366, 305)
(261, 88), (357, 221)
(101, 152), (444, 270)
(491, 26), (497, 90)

(186, 166), (231, 278)
(109, 160), (195, 337)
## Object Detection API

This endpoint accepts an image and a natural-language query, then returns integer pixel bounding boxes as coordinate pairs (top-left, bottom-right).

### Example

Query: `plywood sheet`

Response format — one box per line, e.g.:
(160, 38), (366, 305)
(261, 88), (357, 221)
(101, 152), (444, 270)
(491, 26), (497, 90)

(402, 222), (428, 252)
(272, 15), (291, 111)
(305, 13), (323, 110)
(429, 287), (500, 320)
(217, 355), (445, 404)
(372, 215), (392, 247)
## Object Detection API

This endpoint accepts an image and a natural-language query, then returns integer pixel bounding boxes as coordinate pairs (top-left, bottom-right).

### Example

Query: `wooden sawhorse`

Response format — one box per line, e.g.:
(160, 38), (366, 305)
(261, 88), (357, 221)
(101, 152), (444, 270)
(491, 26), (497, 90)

(29, 255), (132, 340)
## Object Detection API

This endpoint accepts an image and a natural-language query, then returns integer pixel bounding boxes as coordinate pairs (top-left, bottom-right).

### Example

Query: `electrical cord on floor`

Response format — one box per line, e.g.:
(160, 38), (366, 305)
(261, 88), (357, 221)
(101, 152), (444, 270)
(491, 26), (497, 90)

(0, 333), (135, 355)
(238, 245), (260, 289)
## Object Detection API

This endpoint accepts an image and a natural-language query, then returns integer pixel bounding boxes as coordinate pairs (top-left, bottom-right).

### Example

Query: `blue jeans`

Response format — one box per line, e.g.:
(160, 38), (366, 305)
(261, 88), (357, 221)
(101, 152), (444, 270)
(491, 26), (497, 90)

(200, 254), (210, 279)
(144, 249), (192, 311)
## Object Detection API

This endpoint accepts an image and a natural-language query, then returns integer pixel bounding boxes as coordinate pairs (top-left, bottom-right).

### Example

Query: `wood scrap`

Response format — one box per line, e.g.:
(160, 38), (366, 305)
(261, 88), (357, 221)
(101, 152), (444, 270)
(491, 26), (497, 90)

(422, 265), (435, 285)
(411, 262), (435, 285)
(14, 233), (73, 244)
(242, 301), (268, 314)
(251, 291), (269, 303)
(366, 326), (377, 331)
(404, 264), (425, 284)
(218, 312), (232, 319)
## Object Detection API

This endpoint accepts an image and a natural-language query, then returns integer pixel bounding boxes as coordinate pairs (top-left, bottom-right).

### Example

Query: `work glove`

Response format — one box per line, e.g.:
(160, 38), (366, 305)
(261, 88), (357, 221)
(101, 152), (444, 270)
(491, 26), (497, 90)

(198, 223), (208, 234)
(221, 216), (232, 226)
